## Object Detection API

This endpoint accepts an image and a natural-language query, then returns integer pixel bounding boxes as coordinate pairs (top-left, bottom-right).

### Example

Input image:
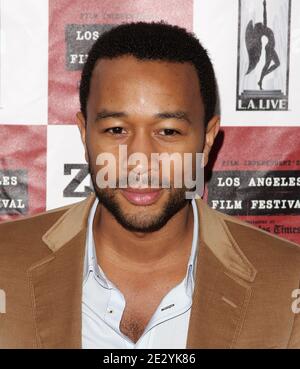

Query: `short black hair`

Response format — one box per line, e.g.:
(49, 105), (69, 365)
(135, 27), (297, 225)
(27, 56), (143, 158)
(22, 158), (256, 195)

(79, 21), (217, 127)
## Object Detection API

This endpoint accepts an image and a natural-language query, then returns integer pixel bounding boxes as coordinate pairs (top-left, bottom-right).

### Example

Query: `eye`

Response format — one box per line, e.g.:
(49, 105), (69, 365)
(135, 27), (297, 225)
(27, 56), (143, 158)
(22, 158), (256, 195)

(159, 128), (181, 136)
(104, 127), (127, 135)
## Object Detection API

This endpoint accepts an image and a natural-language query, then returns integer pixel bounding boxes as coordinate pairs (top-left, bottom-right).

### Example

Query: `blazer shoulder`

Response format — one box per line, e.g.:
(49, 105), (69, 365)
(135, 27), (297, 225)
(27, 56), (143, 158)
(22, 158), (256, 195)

(0, 202), (73, 234)
(0, 203), (75, 267)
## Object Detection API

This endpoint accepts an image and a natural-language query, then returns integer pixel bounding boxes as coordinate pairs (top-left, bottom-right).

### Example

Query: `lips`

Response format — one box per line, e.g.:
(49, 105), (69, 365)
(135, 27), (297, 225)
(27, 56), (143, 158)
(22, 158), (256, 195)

(120, 188), (162, 206)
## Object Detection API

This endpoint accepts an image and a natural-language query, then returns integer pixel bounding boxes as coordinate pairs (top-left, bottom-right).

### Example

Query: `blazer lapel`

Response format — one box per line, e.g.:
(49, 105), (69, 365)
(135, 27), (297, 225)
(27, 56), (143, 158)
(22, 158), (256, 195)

(186, 199), (257, 348)
(28, 194), (95, 348)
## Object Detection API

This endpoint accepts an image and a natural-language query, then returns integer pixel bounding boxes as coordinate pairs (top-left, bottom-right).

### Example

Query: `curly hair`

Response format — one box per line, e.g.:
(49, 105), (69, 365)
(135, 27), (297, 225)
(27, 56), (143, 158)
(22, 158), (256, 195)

(79, 21), (217, 127)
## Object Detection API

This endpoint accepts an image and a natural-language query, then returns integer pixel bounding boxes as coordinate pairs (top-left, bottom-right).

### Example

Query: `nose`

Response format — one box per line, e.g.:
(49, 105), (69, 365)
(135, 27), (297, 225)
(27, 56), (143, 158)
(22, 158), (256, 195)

(127, 127), (155, 158)
(122, 128), (157, 185)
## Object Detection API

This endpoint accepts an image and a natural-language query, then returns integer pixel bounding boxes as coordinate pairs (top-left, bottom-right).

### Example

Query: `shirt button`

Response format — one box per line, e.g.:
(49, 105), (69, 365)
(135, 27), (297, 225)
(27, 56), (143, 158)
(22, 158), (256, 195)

(107, 308), (113, 314)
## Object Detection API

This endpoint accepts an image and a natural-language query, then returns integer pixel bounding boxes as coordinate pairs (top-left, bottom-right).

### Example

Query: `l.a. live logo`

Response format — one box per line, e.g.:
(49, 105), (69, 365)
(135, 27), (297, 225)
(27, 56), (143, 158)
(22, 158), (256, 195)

(237, 98), (287, 110)
(236, 0), (291, 111)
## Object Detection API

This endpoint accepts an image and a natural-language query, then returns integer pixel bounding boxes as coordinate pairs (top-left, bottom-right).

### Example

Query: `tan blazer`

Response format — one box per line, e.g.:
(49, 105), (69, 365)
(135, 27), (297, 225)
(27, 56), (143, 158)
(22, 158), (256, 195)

(0, 193), (300, 348)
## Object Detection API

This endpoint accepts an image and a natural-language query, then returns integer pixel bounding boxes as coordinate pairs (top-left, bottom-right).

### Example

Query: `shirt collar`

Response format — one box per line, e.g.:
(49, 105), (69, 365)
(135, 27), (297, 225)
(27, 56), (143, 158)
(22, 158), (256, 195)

(187, 197), (199, 293)
(83, 196), (109, 287)
(83, 196), (199, 291)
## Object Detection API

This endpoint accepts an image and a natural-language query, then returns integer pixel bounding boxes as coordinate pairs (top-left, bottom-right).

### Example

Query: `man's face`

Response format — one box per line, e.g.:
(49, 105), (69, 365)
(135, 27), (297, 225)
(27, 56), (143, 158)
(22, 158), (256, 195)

(77, 55), (219, 232)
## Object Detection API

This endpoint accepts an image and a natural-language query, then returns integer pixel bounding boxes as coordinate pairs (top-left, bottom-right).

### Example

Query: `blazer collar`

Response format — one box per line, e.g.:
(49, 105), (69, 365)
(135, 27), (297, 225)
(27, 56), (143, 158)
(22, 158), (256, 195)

(42, 192), (256, 282)
(28, 193), (257, 348)
(41, 194), (95, 253)
(196, 198), (257, 283)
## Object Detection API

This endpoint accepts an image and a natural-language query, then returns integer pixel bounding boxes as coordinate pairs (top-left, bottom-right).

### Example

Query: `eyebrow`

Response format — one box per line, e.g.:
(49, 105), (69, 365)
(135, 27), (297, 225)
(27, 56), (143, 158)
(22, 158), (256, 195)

(95, 110), (126, 121)
(95, 109), (192, 124)
(154, 111), (192, 124)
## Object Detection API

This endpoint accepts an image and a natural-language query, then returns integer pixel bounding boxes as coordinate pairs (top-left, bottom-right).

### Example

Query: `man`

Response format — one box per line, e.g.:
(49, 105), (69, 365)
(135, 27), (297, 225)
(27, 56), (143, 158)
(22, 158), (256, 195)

(0, 21), (300, 349)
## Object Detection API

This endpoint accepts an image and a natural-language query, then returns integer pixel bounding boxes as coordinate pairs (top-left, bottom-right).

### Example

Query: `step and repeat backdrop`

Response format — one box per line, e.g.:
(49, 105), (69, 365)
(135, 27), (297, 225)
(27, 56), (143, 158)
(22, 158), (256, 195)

(0, 0), (299, 244)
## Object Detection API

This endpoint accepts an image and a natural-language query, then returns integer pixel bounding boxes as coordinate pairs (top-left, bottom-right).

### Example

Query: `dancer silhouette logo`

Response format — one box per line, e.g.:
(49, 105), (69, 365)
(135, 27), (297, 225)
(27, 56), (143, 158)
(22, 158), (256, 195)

(236, 0), (291, 111)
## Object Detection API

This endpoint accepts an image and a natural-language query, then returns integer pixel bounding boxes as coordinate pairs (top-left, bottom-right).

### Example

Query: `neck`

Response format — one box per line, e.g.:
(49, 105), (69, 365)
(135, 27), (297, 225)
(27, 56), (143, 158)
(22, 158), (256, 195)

(92, 200), (195, 274)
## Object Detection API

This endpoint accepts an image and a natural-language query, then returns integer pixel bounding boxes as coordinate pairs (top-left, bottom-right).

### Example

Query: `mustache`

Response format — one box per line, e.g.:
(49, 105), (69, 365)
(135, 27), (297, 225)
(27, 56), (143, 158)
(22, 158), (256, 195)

(89, 167), (174, 188)
(113, 174), (172, 188)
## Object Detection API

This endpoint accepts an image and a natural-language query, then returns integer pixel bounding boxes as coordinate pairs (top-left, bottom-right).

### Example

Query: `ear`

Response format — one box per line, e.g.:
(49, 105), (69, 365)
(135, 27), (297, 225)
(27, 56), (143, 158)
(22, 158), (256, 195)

(202, 115), (220, 167)
(76, 112), (89, 163)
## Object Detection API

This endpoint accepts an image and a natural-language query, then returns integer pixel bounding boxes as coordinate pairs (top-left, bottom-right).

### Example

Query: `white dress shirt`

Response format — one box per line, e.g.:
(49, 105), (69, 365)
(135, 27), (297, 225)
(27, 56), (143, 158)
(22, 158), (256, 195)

(82, 197), (199, 349)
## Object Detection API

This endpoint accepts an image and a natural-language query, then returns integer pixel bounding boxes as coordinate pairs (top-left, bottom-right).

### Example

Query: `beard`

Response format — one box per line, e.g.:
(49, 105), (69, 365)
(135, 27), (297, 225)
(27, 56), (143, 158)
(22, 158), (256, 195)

(89, 163), (190, 233)
(95, 186), (189, 233)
